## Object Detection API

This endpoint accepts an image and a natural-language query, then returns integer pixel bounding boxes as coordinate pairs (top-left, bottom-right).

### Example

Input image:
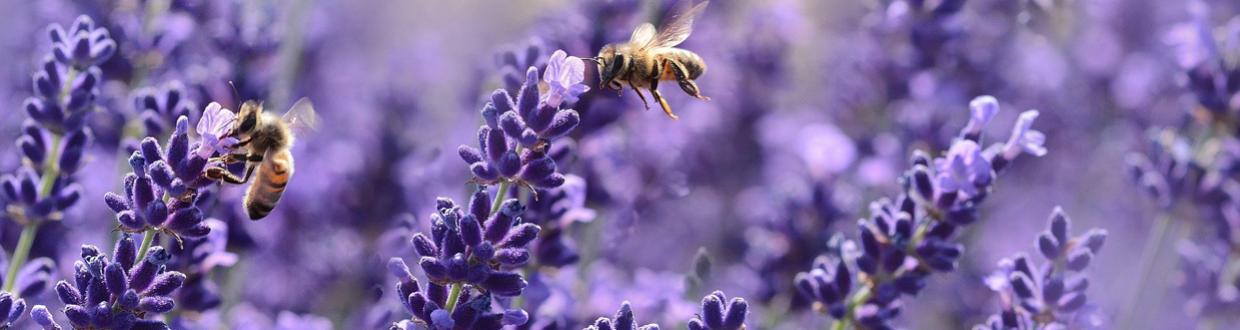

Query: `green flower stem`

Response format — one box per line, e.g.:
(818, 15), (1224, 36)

(134, 228), (159, 265)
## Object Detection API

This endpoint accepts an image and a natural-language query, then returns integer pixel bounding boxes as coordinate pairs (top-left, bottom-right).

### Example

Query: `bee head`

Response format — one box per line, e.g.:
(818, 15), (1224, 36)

(595, 45), (628, 89)
(234, 101), (264, 136)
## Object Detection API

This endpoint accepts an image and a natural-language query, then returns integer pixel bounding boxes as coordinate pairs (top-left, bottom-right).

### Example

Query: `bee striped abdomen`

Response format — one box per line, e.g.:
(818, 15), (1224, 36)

(658, 49), (706, 81)
(244, 149), (294, 220)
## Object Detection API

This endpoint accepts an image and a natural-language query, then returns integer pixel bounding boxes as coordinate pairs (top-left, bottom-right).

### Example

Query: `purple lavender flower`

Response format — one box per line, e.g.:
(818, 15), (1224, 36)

(1, 15), (112, 309)
(796, 95), (1048, 329)
(43, 238), (185, 329)
(49, 16), (116, 70)
(460, 50), (582, 191)
(687, 291), (748, 330)
(974, 208), (1108, 329)
(543, 49), (590, 108)
(104, 116), (217, 240)
(585, 301), (661, 330)
(131, 81), (197, 138)
(387, 189), (537, 329)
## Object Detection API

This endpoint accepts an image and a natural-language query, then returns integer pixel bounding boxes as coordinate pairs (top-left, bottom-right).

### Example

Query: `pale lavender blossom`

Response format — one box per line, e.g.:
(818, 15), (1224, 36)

(542, 49), (590, 108)
(196, 102), (239, 157)
(1002, 110), (1048, 160)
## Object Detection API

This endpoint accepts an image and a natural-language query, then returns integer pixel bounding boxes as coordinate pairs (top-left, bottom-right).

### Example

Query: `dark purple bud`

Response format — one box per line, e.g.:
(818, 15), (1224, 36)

(164, 207), (203, 231)
(519, 157), (557, 182)
(18, 136), (45, 164)
(1049, 207), (1070, 243)
(411, 233), (438, 257)
(447, 253), (468, 281)
(64, 304), (90, 327)
(119, 290), (139, 309)
(499, 111), (528, 141)
(470, 163), (499, 181)
(527, 105), (556, 133)
(498, 151), (522, 177)
(468, 188), (491, 221)
(687, 319), (705, 330)
(1009, 273), (1035, 299)
(116, 211), (144, 231)
(1042, 277), (1064, 304)
(144, 272), (185, 296)
(144, 201), (168, 227)
(138, 296), (175, 313)
(1037, 233), (1060, 260)
(495, 248), (530, 267)
(139, 137), (163, 166)
(532, 173), (566, 188)
(499, 223), (540, 248)
(723, 298), (749, 330)
(55, 281), (82, 305)
(112, 233), (135, 269)
(517, 67), (540, 116)
(540, 110), (579, 139)
(419, 257), (448, 281)
(31, 305), (57, 329)
(1065, 249), (1093, 271)
(481, 272), (526, 296)
(127, 247), (168, 292)
(459, 145), (484, 165)
(103, 262), (127, 298)
(460, 215), (483, 247)
(485, 128), (508, 163)
(701, 294), (725, 328)
(1082, 229), (1107, 254)
(491, 89), (515, 113)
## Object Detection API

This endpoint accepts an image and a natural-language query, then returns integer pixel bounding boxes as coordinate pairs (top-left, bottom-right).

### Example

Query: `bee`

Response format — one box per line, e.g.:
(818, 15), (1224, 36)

(590, 0), (711, 120)
(205, 98), (317, 220)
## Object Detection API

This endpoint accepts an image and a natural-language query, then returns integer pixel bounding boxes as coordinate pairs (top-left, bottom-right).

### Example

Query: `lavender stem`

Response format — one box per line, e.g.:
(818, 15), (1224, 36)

(1118, 211), (1173, 329)
(135, 228), (159, 266)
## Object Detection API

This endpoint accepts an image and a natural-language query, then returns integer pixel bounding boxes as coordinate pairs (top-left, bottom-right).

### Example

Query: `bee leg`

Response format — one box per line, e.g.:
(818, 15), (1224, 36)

(629, 82), (651, 110)
(205, 167), (247, 184)
(670, 60), (710, 101)
(648, 79), (678, 120)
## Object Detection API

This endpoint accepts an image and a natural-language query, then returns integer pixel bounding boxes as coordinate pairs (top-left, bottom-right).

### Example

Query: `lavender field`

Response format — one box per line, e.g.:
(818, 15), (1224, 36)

(0, 0), (1237, 329)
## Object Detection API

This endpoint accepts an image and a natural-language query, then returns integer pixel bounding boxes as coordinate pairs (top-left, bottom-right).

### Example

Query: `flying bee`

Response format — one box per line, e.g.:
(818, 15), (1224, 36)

(205, 98), (317, 220)
(589, 0), (711, 120)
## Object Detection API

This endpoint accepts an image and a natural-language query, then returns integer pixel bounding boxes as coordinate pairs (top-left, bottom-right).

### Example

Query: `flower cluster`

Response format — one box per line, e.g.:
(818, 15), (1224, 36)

(974, 208), (1108, 329)
(130, 81), (197, 138)
(795, 95), (1047, 328)
(686, 291), (749, 330)
(387, 189), (538, 329)
(104, 116), (219, 240)
(584, 302), (660, 330)
(459, 49), (585, 191)
(39, 236), (186, 329)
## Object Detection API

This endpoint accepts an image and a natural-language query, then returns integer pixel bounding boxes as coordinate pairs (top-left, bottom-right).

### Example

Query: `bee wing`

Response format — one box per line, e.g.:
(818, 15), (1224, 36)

(630, 22), (657, 48)
(650, 0), (709, 49)
(282, 97), (319, 136)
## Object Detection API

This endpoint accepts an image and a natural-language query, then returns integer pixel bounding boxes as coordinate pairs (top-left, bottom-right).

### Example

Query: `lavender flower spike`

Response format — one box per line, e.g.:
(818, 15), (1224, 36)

(687, 291), (749, 330)
(974, 207), (1108, 329)
(52, 239), (185, 329)
(585, 301), (661, 330)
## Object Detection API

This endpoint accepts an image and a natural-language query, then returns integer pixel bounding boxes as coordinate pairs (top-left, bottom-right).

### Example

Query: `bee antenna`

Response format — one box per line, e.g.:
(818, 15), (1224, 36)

(583, 57), (601, 64)
(227, 81), (241, 105)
